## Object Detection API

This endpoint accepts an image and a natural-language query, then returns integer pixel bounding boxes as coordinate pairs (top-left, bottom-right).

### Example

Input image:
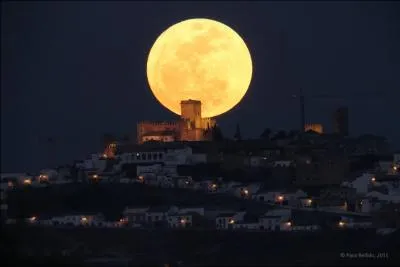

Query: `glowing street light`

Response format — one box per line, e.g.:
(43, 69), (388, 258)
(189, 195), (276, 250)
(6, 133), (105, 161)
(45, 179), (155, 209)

(228, 219), (235, 224)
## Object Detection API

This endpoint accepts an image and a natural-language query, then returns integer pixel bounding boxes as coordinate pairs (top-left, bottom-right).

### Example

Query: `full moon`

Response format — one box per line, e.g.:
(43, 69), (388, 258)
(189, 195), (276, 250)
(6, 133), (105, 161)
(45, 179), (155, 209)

(146, 18), (253, 118)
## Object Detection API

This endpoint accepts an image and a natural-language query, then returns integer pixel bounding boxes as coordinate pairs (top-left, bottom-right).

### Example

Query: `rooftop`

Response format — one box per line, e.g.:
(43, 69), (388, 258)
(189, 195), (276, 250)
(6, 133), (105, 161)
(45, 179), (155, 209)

(146, 206), (172, 213)
(217, 212), (237, 218)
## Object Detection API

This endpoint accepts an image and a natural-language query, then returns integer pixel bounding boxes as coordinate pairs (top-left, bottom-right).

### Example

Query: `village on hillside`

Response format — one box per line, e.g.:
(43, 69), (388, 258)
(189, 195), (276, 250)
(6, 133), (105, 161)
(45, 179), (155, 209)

(2, 132), (400, 236)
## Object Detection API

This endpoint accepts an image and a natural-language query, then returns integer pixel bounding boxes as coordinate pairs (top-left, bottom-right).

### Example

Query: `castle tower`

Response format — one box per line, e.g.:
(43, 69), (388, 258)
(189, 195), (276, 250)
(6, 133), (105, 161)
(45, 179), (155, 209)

(180, 99), (202, 128)
(180, 99), (204, 141)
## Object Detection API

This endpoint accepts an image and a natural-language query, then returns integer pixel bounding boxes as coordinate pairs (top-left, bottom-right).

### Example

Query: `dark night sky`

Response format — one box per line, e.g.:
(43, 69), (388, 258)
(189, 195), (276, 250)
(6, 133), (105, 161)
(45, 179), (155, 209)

(1, 1), (400, 173)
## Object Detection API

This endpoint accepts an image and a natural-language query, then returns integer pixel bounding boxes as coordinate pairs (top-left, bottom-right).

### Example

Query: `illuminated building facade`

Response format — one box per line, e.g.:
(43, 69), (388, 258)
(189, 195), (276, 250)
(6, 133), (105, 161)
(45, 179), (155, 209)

(137, 100), (216, 144)
(304, 123), (324, 134)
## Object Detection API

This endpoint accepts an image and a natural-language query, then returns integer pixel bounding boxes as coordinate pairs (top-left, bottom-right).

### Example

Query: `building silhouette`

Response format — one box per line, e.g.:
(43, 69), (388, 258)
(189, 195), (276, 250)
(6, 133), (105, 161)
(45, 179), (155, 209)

(333, 107), (349, 136)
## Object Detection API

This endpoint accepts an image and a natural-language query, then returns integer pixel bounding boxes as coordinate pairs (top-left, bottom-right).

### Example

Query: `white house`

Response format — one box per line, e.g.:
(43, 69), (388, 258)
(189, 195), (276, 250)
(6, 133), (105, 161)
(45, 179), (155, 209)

(204, 208), (236, 220)
(232, 219), (260, 230)
(145, 206), (179, 224)
(298, 197), (314, 208)
(259, 215), (281, 231)
(0, 173), (31, 187)
(341, 173), (375, 194)
(359, 191), (400, 213)
(289, 224), (321, 232)
(176, 176), (194, 189)
(167, 212), (196, 228)
(265, 209), (291, 219)
(282, 189), (308, 206)
(76, 154), (107, 172)
(379, 160), (393, 174)
(163, 147), (193, 166)
(375, 176), (400, 195)
(38, 169), (59, 183)
(247, 156), (268, 168)
(261, 209), (293, 231)
(137, 164), (163, 176)
(339, 216), (373, 229)
(230, 183), (261, 199)
(189, 153), (207, 165)
(123, 206), (149, 224)
(367, 191), (400, 203)
(219, 181), (241, 193)
(196, 180), (218, 193)
(178, 207), (205, 216)
(113, 151), (165, 173)
(252, 190), (285, 204)
(394, 153), (400, 164)
(215, 212), (246, 230)
(51, 213), (105, 227)
(273, 160), (292, 167)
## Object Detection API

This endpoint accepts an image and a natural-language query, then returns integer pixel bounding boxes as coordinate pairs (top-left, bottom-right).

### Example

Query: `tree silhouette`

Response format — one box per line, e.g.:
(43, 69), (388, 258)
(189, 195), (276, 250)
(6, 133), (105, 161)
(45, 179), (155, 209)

(211, 125), (224, 142)
(271, 130), (287, 140)
(260, 128), (272, 140)
(234, 124), (242, 141)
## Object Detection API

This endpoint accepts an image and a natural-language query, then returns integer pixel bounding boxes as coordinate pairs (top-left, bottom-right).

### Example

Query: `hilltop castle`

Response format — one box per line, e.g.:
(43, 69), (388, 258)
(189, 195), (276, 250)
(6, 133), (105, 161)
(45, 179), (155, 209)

(137, 100), (216, 144)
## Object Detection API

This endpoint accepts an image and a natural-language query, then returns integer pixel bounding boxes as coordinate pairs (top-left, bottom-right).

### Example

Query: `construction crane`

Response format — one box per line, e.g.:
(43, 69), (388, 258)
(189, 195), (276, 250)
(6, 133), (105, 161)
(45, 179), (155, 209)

(291, 88), (394, 133)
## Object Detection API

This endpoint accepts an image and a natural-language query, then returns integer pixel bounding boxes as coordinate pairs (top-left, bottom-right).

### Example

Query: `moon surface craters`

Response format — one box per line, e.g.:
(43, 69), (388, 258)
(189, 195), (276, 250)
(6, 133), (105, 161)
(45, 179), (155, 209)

(147, 18), (253, 118)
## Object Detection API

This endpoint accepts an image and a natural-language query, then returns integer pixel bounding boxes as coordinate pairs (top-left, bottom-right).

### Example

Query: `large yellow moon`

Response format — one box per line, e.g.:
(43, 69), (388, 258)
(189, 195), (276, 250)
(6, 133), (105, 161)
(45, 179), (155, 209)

(146, 18), (253, 118)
